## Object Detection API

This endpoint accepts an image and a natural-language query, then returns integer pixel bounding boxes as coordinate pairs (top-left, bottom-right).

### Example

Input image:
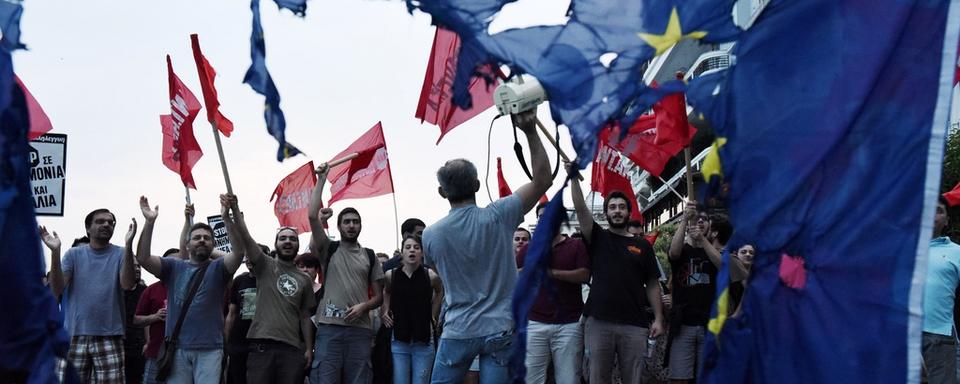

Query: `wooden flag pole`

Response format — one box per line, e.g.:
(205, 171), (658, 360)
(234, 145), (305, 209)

(684, 148), (694, 199)
(328, 152), (359, 168)
(211, 122), (234, 195)
(533, 118), (583, 181)
(676, 70), (695, 201)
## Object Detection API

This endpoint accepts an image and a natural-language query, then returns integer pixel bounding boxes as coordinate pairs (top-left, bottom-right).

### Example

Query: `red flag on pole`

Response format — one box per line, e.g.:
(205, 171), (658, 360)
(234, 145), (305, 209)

(327, 122), (394, 205)
(191, 34), (234, 137)
(591, 139), (642, 222)
(944, 182), (960, 206)
(653, 91), (694, 147)
(271, 161), (318, 233)
(161, 55), (203, 189)
(415, 27), (497, 144)
(496, 157), (513, 197)
(15, 76), (52, 140)
(644, 231), (659, 246)
(604, 112), (695, 177)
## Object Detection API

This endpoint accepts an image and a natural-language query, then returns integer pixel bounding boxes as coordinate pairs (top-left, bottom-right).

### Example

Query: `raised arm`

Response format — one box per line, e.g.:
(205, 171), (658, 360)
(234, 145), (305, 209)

(219, 194), (245, 275)
(40, 226), (64, 298)
(178, 203), (194, 260)
(120, 217), (138, 290)
(511, 110), (554, 214)
(308, 163), (333, 264)
(137, 196), (163, 278)
(669, 201), (696, 261)
(568, 163), (595, 242)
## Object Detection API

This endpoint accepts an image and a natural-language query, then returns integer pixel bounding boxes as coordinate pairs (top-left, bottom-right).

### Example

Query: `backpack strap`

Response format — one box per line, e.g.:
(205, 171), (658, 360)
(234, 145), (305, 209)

(317, 241), (340, 301)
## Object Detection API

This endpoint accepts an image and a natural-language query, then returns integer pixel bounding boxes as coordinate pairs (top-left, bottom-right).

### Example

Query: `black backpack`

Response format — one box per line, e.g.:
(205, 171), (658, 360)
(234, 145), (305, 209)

(317, 240), (376, 300)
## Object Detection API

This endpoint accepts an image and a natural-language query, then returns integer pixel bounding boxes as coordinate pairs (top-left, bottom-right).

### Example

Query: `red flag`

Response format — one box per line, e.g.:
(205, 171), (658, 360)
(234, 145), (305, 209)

(191, 34), (234, 137)
(653, 91), (694, 147)
(161, 55), (203, 189)
(604, 112), (695, 177)
(271, 161), (318, 233)
(496, 157), (513, 197)
(327, 122), (394, 205)
(944, 182), (960, 206)
(591, 139), (642, 222)
(644, 231), (659, 246)
(15, 76), (52, 140)
(415, 27), (497, 144)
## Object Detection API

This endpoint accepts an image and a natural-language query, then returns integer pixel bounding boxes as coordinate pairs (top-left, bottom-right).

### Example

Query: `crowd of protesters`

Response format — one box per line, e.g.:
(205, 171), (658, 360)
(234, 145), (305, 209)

(40, 107), (955, 384)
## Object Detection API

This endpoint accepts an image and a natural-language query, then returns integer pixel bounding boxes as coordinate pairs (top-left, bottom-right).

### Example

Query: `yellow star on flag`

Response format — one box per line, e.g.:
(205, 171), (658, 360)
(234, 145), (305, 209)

(702, 137), (727, 182)
(638, 7), (708, 56)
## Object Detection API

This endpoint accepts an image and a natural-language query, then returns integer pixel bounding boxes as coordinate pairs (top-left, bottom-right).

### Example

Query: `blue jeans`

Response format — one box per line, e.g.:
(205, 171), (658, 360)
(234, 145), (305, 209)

(165, 348), (223, 384)
(142, 358), (161, 384)
(310, 324), (373, 384)
(392, 340), (435, 384)
(430, 330), (513, 384)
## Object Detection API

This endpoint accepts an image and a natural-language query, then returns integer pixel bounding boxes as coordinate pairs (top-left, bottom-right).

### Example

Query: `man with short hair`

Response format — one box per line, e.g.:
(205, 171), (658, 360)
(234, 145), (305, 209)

(135, 248), (179, 384)
(626, 220), (644, 236)
(513, 228), (531, 255)
(515, 204), (590, 384)
(45, 208), (139, 383)
(223, 194), (317, 383)
(422, 109), (553, 383)
(923, 196), (960, 383)
(666, 202), (722, 384)
(570, 167), (664, 384)
(136, 196), (244, 382)
(124, 262), (149, 384)
(308, 163), (385, 384)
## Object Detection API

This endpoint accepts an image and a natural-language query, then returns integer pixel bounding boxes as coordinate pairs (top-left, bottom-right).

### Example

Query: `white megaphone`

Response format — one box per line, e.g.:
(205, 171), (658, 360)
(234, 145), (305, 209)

(493, 74), (547, 116)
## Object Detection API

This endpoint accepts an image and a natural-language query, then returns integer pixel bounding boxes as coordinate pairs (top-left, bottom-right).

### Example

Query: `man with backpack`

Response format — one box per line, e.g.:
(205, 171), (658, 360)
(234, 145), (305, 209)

(308, 162), (386, 384)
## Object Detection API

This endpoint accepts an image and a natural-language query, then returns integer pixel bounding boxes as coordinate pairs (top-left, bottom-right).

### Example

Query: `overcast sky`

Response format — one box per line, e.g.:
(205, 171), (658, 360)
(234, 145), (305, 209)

(18, 0), (588, 284)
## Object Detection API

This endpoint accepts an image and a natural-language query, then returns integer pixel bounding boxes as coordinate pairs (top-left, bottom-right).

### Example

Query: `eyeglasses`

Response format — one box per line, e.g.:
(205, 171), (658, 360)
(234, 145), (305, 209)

(276, 226), (298, 234)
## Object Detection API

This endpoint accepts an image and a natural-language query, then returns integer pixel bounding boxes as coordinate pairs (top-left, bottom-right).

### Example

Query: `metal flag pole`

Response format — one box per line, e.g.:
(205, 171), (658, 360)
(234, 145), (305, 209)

(184, 186), (194, 225)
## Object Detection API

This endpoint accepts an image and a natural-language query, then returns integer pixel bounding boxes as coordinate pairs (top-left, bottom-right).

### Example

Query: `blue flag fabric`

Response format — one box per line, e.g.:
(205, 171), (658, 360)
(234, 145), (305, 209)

(272, 0), (306, 16)
(244, 0), (302, 161)
(0, 49), (74, 383)
(0, 0), (25, 51)
(407, 0), (740, 167)
(686, 0), (960, 382)
(510, 181), (568, 383)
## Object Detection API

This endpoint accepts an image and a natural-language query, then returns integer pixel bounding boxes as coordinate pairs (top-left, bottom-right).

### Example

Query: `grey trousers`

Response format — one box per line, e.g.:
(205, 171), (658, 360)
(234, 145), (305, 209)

(583, 317), (648, 384)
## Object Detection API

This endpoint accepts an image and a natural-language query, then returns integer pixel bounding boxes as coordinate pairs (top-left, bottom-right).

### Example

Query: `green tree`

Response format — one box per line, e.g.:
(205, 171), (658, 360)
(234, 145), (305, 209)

(652, 223), (678, 279)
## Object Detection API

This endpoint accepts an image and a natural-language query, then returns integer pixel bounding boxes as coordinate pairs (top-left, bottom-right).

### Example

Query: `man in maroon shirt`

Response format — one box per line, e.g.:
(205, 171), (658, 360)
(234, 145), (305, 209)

(516, 204), (590, 384)
(134, 248), (178, 384)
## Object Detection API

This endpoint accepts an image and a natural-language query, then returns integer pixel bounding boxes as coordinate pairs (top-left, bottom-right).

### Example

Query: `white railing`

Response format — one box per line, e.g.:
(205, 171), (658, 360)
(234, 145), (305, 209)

(640, 147), (712, 213)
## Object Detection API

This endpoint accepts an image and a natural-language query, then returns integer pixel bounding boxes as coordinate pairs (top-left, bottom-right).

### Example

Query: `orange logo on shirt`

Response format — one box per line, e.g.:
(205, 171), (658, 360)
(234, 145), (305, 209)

(627, 245), (643, 255)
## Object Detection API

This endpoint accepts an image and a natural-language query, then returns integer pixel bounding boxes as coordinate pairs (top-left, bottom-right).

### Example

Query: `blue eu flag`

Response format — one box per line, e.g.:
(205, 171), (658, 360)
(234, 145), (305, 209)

(244, 0), (302, 161)
(0, 0), (25, 51)
(687, 0), (960, 382)
(0, 48), (74, 383)
(407, 0), (740, 167)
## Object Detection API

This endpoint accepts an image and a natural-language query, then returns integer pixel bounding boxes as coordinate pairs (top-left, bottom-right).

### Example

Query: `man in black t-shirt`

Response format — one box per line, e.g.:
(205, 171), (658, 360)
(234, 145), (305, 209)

(666, 202), (729, 383)
(570, 168), (664, 384)
(225, 257), (257, 384)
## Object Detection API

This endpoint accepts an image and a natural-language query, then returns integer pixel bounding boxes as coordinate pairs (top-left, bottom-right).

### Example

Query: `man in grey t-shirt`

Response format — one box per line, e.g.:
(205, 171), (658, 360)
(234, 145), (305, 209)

(307, 162), (385, 384)
(423, 109), (553, 383)
(46, 208), (139, 383)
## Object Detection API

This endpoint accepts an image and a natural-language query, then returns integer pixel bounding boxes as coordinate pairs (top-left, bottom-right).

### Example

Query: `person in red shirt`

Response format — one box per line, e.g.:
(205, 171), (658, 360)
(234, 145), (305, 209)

(134, 248), (179, 384)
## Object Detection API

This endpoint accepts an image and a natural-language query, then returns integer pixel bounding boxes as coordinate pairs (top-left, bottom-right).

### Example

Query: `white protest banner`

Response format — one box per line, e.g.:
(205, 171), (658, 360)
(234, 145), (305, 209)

(29, 133), (67, 216)
(206, 215), (232, 253)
